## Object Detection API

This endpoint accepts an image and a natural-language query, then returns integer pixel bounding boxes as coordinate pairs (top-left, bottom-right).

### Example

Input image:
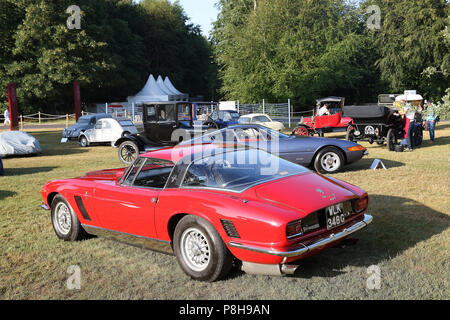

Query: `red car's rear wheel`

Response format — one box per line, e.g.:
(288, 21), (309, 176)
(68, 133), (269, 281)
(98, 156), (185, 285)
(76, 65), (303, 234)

(173, 215), (233, 282)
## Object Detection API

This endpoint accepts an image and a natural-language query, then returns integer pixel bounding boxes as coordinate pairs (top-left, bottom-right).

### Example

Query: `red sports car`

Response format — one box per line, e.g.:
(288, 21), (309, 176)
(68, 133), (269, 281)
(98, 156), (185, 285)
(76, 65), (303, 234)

(41, 144), (373, 281)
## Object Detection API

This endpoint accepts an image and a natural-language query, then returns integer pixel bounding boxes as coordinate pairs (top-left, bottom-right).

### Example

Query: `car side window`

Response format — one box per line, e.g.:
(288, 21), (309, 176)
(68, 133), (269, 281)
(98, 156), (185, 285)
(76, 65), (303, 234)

(182, 164), (209, 188)
(146, 106), (156, 122)
(90, 118), (96, 125)
(133, 158), (174, 189)
(254, 116), (270, 123)
(210, 111), (219, 121)
(95, 121), (102, 129)
(158, 105), (176, 122)
(222, 112), (232, 122)
(123, 158), (145, 186)
(103, 121), (111, 129)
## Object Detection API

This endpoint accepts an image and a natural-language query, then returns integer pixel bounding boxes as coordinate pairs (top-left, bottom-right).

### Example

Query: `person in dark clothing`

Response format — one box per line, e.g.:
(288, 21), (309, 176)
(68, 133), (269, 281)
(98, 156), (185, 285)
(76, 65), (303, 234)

(0, 157), (4, 176)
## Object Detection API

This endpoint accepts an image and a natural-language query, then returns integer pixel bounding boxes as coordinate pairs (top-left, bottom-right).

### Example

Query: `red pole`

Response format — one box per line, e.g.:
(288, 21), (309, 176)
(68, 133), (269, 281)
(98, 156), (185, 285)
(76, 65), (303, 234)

(7, 83), (19, 131)
(73, 81), (81, 121)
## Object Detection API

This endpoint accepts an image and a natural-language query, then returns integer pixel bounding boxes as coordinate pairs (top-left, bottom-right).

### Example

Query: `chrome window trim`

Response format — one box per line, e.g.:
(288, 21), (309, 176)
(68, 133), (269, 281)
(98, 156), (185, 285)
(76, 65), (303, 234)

(120, 157), (175, 190)
(121, 158), (146, 187)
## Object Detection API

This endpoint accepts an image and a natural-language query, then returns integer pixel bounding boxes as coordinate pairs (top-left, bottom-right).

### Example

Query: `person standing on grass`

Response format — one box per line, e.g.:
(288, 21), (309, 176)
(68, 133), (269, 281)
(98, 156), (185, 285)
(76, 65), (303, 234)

(3, 108), (10, 126)
(0, 157), (4, 176)
(400, 100), (416, 151)
(424, 100), (438, 143)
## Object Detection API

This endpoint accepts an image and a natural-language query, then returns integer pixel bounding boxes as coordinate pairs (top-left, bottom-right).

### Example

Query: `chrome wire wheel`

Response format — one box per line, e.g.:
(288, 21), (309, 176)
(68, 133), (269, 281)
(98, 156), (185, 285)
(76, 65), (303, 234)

(180, 227), (211, 272)
(53, 202), (72, 235)
(320, 152), (341, 172)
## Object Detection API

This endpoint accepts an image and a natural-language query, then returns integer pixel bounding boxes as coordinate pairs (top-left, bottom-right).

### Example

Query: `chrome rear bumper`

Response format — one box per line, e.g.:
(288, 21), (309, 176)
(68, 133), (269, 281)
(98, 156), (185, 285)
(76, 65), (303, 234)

(40, 203), (50, 210)
(228, 214), (373, 258)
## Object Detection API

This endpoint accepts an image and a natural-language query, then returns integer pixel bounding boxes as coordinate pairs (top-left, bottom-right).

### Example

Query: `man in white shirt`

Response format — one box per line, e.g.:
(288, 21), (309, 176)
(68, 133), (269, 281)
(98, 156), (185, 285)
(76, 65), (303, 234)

(3, 109), (10, 126)
(318, 104), (331, 116)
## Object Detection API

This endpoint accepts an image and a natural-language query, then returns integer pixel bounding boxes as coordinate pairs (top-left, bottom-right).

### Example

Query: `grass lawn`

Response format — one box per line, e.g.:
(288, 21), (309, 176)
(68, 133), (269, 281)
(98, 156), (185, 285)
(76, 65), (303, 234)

(0, 123), (449, 300)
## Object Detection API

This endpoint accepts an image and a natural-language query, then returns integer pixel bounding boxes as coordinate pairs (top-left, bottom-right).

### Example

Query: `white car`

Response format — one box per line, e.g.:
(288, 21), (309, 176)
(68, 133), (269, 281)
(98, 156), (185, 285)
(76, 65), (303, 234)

(238, 113), (285, 131)
(78, 118), (138, 147)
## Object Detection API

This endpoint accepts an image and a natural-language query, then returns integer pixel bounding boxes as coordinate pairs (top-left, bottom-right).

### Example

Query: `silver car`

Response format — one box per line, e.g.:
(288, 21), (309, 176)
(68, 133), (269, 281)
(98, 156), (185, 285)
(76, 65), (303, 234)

(78, 118), (138, 147)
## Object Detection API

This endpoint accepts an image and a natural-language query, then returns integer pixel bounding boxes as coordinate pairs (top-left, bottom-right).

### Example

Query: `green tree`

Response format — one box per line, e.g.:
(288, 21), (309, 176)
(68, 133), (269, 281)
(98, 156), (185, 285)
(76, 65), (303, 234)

(213, 0), (383, 107)
(367, 0), (449, 100)
(0, 0), (218, 113)
(0, 1), (23, 112)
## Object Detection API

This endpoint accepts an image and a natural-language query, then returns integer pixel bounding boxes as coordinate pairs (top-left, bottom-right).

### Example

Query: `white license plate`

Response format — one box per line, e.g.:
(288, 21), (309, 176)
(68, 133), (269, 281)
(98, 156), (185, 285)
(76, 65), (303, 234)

(60, 138), (68, 143)
(326, 203), (346, 230)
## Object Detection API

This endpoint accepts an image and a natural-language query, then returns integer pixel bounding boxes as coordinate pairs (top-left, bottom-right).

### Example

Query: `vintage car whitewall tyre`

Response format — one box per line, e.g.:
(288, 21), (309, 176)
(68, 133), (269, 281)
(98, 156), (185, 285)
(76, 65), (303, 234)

(51, 195), (86, 241)
(173, 215), (233, 282)
(314, 147), (344, 174)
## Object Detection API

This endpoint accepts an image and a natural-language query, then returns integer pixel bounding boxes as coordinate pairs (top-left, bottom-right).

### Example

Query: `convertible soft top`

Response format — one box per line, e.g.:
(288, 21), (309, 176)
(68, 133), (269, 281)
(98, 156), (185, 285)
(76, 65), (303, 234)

(343, 105), (391, 119)
(316, 96), (344, 103)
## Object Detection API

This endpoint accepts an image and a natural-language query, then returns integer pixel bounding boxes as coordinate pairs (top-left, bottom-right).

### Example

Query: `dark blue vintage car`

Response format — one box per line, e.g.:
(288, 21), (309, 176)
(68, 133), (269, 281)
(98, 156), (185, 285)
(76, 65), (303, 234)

(205, 110), (241, 129)
(182, 124), (368, 174)
(62, 113), (112, 141)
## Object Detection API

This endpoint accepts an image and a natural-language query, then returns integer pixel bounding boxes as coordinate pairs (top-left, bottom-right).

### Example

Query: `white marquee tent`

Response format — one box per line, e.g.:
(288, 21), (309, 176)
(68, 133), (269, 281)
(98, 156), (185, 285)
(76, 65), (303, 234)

(127, 74), (188, 103)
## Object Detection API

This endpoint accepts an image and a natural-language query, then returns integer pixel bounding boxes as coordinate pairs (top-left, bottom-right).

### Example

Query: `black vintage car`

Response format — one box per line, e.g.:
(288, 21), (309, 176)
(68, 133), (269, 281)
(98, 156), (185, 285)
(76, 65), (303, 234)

(343, 105), (422, 151)
(115, 102), (209, 164)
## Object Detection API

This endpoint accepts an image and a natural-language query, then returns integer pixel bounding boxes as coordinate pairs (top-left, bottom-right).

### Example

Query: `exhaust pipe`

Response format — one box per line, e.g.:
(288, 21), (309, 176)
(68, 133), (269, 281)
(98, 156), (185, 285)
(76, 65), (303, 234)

(241, 262), (299, 276)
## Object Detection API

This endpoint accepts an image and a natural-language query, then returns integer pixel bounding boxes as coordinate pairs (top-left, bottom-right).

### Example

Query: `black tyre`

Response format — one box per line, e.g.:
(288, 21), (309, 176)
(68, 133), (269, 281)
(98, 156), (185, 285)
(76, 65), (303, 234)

(313, 147), (344, 174)
(78, 135), (89, 147)
(51, 194), (87, 241)
(118, 140), (139, 165)
(414, 127), (423, 146)
(173, 215), (233, 282)
(386, 128), (397, 151)
(346, 126), (355, 142)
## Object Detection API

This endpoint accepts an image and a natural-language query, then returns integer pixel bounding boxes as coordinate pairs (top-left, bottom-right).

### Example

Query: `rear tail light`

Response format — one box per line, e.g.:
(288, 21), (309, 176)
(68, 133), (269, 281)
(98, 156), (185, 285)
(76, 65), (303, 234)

(354, 196), (369, 213)
(286, 220), (303, 239)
